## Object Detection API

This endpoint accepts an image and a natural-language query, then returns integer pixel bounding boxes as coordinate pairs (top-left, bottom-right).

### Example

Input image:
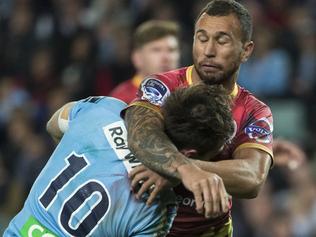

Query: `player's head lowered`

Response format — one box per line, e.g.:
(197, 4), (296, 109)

(132, 20), (180, 76)
(161, 85), (235, 159)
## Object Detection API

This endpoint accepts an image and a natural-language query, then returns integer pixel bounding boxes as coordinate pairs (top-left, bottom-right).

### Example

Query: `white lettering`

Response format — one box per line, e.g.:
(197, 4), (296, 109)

(28, 224), (55, 237)
(176, 195), (196, 207)
(103, 121), (141, 173)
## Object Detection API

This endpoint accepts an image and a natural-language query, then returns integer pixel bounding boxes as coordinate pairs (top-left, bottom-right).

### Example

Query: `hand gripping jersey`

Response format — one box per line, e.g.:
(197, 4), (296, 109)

(129, 66), (274, 236)
(4, 96), (176, 237)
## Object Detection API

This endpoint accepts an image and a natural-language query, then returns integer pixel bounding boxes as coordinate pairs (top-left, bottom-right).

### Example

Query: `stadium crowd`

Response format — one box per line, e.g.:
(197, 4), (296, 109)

(0, 0), (315, 236)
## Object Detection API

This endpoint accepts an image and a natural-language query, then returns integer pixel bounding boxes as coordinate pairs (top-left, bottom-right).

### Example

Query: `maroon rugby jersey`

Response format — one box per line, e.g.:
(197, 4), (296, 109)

(129, 66), (273, 236)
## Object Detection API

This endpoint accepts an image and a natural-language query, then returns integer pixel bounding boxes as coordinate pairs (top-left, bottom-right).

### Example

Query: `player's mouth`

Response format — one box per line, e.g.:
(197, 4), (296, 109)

(200, 63), (221, 72)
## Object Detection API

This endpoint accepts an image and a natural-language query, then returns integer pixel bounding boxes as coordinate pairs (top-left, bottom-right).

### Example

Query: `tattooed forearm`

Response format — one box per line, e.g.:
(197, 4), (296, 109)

(125, 106), (191, 180)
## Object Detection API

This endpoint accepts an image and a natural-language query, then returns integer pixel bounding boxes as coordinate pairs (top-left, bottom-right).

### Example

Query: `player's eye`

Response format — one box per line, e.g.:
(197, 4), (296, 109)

(197, 35), (208, 43)
(217, 35), (230, 45)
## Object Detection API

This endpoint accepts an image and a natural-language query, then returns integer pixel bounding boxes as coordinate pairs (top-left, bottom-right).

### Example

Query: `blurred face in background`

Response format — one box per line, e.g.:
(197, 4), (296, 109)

(132, 35), (180, 77)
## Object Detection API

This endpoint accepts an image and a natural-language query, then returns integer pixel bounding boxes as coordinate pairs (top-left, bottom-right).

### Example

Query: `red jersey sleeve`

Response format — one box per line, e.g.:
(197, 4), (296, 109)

(231, 91), (274, 160)
(125, 67), (190, 114)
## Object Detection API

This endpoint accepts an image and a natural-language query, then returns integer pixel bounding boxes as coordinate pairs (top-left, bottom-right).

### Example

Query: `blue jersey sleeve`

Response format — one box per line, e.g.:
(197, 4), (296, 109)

(69, 96), (127, 121)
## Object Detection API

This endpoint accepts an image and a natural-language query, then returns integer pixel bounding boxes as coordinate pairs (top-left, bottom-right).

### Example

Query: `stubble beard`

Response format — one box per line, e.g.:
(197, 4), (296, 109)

(194, 60), (240, 86)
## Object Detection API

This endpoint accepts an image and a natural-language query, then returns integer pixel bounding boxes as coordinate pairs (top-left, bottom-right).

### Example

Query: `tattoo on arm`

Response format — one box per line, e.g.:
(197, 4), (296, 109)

(125, 106), (190, 180)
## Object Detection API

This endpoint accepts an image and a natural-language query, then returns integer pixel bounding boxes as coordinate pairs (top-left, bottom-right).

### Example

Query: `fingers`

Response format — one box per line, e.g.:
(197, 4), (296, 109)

(130, 172), (148, 191)
(219, 180), (229, 213)
(192, 183), (204, 214)
(136, 179), (155, 200)
(200, 180), (212, 218)
(130, 166), (149, 190)
(202, 176), (222, 218)
(129, 165), (147, 180)
(208, 177), (220, 217)
(129, 166), (169, 204)
(146, 184), (160, 206)
(191, 175), (229, 219)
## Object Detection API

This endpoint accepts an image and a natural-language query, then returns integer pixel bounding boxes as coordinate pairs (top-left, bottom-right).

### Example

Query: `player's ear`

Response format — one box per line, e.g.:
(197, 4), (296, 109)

(181, 149), (198, 158)
(241, 41), (254, 63)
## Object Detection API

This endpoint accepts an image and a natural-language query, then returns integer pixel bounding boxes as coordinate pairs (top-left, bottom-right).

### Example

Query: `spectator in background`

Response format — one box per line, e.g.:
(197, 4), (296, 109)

(0, 4), (34, 75)
(110, 20), (180, 103)
(0, 154), (9, 209)
(238, 25), (291, 98)
(27, 47), (57, 103)
(94, 17), (133, 95)
(0, 154), (9, 233)
(288, 6), (316, 97)
(234, 153), (315, 237)
(0, 76), (30, 130)
(61, 31), (97, 100)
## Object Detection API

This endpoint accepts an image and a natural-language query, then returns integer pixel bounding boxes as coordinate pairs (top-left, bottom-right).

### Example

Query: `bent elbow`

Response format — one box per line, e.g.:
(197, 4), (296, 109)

(246, 186), (260, 199)
(246, 174), (267, 198)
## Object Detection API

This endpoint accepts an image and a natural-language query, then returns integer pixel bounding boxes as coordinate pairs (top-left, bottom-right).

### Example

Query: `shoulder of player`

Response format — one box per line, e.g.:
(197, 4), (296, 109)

(110, 79), (135, 95)
(236, 86), (271, 113)
(143, 67), (189, 87)
(158, 66), (188, 80)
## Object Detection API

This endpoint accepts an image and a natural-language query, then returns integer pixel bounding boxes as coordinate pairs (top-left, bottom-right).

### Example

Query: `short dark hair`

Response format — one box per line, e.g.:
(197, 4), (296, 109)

(133, 20), (180, 49)
(196, 0), (253, 42)
(162, 85), (235, 155)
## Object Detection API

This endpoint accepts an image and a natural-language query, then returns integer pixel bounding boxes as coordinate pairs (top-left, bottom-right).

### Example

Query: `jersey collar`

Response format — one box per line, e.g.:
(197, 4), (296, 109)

(185, 65), (194, 85)
(132, 74), (142, 88)
(186, 65), (239, 98)
(230, 83), (239, 98)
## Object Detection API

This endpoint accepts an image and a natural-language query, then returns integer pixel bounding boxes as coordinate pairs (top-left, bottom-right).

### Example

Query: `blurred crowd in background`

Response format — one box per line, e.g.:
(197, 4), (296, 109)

(0, 0), (315, 236)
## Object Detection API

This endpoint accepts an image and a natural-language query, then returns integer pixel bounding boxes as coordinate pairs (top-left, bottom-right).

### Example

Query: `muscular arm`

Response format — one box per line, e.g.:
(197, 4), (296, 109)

(193, 148), (271, 198)
(125, 105), (271, 199)
(125, 106), (191, 180)
(126, 106), (233, 217)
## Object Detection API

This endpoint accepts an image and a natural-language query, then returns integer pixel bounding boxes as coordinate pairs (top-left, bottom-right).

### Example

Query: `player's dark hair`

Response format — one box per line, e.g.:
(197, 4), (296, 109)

(195, 0), (252, 42)
(133, 20), (180, 49)
(162, 84), (235, 156)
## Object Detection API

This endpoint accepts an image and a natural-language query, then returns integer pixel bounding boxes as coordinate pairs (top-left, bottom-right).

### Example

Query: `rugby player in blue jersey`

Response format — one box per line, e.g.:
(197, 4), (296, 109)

(4, 84), (234, 237)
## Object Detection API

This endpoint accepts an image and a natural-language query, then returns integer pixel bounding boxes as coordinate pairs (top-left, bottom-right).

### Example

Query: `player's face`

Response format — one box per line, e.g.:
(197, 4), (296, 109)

(193, 13), (253, 85)
(181, 145), (224, 161)
(200, 145), (225, 161)
(133, 36), (180, 76)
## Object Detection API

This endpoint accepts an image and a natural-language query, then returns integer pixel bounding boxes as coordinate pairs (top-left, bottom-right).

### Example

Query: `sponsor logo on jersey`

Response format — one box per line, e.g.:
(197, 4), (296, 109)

(20, 216), (57, 237)
(176, 195), (196, 207)
(245, 117), (273, 143)
(140, 78), (170, 106)
(103, 121), (141, 173)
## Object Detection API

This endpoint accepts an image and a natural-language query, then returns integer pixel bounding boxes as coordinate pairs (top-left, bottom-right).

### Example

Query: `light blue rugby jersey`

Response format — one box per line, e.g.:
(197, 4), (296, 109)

(4, 96), (176, 237)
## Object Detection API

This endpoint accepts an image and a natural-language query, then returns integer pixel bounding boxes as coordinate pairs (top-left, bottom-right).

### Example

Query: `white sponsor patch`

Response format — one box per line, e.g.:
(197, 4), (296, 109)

(103, 121), (141, 173)
(244, 117), (273, 144)
(140, 78), (170, 106)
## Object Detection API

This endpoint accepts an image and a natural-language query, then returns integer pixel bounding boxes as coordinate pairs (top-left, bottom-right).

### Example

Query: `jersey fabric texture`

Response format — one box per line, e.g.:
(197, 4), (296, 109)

(110, 75), (142, 104)
(127, 65), (273, 237)
(4, 96), (176, 237)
